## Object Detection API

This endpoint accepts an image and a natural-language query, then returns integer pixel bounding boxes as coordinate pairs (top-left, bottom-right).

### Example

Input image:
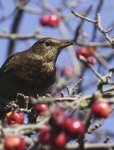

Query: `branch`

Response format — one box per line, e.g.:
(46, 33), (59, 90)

(2, 117), (49, 135)
(71, 11), (114, 48)
(76, 40), (110, 47)
(7, 0), (26, 56)
(0, 30), (41, 40)
(16, 3), (42, 14)
(66, 143), (114, 150)
(91, 0), (104, 41)
(73, 5), (93, 41)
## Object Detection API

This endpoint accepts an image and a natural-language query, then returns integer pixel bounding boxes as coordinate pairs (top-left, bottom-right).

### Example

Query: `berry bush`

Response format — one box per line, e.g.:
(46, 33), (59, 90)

(0, 0), (114, 150)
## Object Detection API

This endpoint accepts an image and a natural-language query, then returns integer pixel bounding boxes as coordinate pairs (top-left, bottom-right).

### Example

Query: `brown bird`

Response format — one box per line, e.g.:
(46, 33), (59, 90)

(0, 37), (73, 110)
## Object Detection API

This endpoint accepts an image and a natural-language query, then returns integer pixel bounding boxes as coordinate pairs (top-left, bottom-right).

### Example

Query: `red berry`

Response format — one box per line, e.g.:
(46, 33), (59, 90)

(91, 101), (111, 118)
(52, 132), (67, 148)
(4, 135), (26, 150)
(76, 47), (92, 59)
(40, 14), (50, 26)
(48, 14), (60, 27)
(6, 112), (24, 125)
(87, 56), (97, 64)
(34, 104), (48, 114)
(50, 109), (67, 128)
(62, 66), (74, 78)
(65, 119), (85, 137)
(39, 127), (51, 144)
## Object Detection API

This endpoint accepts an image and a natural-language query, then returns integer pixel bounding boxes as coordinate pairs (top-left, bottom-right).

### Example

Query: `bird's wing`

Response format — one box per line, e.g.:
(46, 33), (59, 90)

(0, 53), (20, 77)
(0, 52), (43, 84)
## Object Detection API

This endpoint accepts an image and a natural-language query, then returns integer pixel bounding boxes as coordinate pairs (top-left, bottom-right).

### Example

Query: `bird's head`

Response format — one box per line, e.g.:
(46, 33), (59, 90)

(30, 37), (73, 62)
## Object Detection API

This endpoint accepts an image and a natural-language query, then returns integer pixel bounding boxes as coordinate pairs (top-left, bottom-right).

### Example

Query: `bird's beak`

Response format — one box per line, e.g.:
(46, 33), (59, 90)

(59, 40), (73, 49)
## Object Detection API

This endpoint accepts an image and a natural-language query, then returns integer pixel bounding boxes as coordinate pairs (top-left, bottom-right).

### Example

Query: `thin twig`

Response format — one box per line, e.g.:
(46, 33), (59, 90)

(91, 0), (104, 41)
(71, 10), (113, 47)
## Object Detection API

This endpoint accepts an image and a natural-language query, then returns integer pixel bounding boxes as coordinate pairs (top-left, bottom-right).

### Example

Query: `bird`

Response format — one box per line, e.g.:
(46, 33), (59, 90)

(0, 37), (73, 110)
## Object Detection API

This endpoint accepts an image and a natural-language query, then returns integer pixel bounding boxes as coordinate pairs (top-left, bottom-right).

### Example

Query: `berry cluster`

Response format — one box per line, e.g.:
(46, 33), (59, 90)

(3, 99), (111, 150)
(40, 14), (60, 27)
(39, 108), (85, 149)
(36, 100), (111, 149)
(76, 47), (96, 64)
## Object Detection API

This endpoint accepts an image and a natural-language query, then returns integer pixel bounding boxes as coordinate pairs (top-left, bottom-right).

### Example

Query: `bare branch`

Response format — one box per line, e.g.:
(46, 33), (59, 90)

(0, 30), (41, 40)
(72, 10), (114, 48)
(71, 10), (97, 24)
(91, 0), (104, 41)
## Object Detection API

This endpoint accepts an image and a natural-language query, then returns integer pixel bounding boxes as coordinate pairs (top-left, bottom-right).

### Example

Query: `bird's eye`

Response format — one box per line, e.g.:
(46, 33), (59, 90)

(45, 42), (51, 46)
